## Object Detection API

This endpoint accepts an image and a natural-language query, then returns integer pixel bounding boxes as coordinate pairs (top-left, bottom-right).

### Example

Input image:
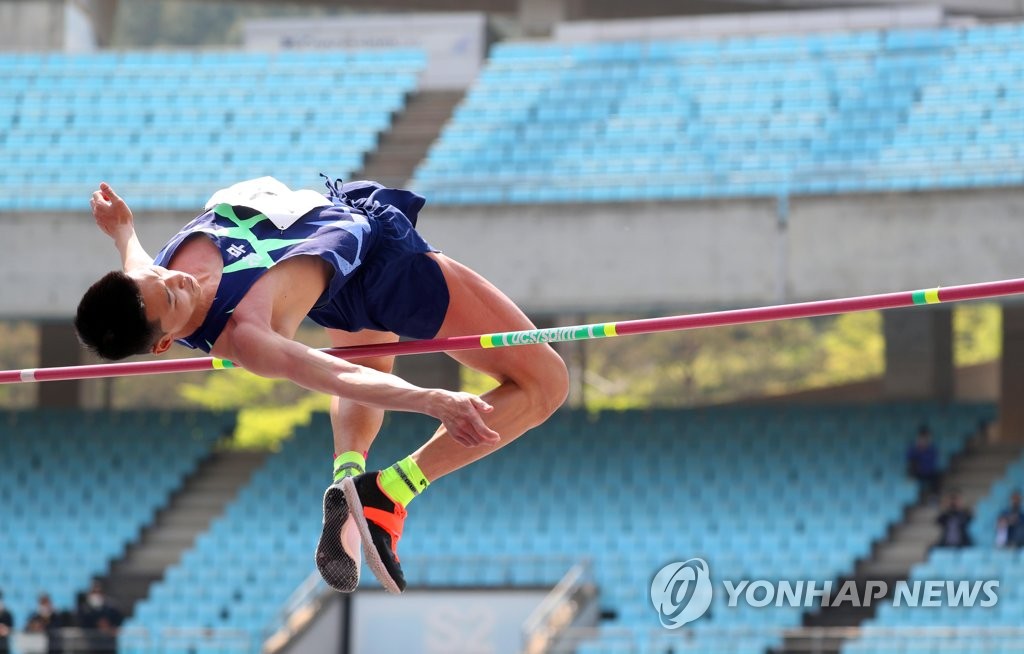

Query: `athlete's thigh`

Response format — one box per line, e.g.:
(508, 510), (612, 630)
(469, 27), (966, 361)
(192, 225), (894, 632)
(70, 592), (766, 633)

(428, 253), (556, 382)
(325, 328), (399, 373)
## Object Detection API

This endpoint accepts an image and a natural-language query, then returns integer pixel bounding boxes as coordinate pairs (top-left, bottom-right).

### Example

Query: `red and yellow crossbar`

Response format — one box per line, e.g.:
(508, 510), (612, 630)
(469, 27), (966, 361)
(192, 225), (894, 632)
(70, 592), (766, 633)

(3, 278), (1023, 384)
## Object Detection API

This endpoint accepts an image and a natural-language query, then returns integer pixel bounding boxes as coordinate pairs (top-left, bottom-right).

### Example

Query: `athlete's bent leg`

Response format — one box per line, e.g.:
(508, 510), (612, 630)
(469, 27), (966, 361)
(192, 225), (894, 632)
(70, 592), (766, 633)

(317, 328), (398, 593)
(343, 253), (569, 593)
(326, 328), (399, 469)
(411, 253), (569, 480)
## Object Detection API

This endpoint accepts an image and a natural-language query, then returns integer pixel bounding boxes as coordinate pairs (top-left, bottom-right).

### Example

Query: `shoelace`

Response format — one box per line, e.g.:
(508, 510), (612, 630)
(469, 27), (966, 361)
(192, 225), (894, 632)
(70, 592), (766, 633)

(321, 173), (384, 216)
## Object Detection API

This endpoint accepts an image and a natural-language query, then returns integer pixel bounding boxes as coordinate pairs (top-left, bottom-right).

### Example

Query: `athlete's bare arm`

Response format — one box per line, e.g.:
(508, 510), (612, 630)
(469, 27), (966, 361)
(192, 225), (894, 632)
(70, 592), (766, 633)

(211, 257), (499, 447)
(219, 321), (499, 446)
(90, 182), (153, 272)
(87, 181), (500, 447)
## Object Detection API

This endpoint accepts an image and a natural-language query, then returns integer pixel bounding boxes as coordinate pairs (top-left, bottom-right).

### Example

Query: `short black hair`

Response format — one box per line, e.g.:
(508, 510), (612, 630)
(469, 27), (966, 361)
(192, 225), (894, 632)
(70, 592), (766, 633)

(75, 271), (161, 360)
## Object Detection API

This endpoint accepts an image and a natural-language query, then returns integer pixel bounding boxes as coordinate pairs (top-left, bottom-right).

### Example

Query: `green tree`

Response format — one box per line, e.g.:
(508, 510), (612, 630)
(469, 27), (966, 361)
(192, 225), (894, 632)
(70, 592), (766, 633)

(173, 325), (332, 449)
(805, 311), (884, 387)
(954, 303), (1001, 366)
(575, 312), (884, 409)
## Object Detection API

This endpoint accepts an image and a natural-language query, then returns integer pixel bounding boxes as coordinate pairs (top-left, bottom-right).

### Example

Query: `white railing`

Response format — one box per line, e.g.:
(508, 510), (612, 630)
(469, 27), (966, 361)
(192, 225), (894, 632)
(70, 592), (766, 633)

(522, 559), (598, 654)
(262, 570), (331, 654)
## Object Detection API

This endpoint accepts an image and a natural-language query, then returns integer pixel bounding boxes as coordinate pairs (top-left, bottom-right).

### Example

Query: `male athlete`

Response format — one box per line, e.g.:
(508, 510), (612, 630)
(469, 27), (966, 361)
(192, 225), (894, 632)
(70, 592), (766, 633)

(75, 177), (569, 593)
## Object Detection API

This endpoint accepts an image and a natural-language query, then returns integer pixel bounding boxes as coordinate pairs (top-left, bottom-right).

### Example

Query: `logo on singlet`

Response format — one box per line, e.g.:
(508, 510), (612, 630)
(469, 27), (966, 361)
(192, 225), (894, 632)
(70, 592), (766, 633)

(226, 243), (246, 259)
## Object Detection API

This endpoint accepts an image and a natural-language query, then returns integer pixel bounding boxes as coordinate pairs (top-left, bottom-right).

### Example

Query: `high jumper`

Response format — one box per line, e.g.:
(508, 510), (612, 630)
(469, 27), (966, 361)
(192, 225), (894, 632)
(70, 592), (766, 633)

(73, 176), (570, 594)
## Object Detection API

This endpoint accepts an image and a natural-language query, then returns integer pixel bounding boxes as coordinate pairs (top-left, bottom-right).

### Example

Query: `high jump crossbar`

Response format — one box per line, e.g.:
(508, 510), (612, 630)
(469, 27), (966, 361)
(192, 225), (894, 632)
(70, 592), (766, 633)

(3, 277), (1024, 384)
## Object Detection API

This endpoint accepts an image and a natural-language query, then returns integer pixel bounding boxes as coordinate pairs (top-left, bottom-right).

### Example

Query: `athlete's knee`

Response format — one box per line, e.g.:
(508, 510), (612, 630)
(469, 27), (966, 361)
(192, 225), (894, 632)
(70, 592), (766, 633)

(522, 347), (569, 420)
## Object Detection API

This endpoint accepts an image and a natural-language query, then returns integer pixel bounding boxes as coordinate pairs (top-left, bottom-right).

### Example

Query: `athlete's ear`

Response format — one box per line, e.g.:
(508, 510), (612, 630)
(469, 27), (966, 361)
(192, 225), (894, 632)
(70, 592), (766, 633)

(152, 335), (174, 355)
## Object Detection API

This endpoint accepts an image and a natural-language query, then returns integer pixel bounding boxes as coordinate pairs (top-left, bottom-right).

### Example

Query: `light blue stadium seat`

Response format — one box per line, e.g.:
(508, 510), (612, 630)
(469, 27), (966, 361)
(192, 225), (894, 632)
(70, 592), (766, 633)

(0, 410), (230, 627)
(411, 23), (1024, 204)
(113, 403), (996, 654)
(0, 48), (425, 211)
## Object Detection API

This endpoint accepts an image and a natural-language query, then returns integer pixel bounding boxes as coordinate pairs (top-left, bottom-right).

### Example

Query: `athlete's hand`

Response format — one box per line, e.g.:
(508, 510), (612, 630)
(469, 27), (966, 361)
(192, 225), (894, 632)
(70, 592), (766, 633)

(429, 390), (499, 447)
(90, 182), (135, 242)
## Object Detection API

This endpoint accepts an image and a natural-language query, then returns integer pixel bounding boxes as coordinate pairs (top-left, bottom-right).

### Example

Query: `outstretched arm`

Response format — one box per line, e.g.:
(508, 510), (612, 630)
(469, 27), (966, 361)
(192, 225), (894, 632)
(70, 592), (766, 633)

(91, 182), (153, 272)
(228, 322), (500, 447)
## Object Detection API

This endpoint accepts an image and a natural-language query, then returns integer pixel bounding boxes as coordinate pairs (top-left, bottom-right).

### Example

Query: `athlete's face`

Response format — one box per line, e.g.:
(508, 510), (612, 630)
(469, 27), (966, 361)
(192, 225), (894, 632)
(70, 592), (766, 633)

(127, 265), (202, 353)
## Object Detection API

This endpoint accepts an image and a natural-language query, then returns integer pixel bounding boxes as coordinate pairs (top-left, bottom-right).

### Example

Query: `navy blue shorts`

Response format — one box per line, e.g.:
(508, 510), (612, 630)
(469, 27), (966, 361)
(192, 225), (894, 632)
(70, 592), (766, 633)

(307, 196), (450, 340)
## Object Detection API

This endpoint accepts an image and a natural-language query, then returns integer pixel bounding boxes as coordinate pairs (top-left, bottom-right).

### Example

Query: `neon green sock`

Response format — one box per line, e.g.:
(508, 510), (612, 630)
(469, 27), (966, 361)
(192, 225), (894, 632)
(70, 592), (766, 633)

(377, 456), (430, 508)
(333, 451), (366, 483)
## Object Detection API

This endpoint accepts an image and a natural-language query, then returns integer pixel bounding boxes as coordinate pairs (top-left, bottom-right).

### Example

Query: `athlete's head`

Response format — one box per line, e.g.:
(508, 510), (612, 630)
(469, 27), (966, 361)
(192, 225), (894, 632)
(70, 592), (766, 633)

(75, 266), (202, 360)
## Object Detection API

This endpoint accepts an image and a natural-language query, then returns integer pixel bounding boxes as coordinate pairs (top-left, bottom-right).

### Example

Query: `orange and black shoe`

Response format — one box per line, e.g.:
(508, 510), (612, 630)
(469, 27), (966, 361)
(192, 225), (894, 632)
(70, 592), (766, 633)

(342, 471), (408, 594)
(315, 481), (363, 593)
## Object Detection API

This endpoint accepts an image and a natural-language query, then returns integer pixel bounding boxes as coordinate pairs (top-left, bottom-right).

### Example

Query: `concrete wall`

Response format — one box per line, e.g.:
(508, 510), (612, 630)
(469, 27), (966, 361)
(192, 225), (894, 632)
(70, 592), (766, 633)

(786, 189), (1024, 302)
(554, 4), (944, 42)
(427, 187), (1024, 315)
(0, 0), (65, 50)
(244, 13), (488, 90)
(3, 186), (1023, 319)
(882, 307), (953, 400)
(733, 0), (1024, 19)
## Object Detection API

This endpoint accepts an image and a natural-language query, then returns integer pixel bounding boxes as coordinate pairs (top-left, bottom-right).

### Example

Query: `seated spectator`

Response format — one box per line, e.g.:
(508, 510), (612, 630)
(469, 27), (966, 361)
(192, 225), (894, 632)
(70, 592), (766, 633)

(0, 590), (13, 653)
(936, 491), (973, 548)
(75, 581), (121, 654)
(997, 489), (1024, 548)
(907, 424), (940, 500)
(76, 580), (122, 634)
(27, 594), (64, 633)
(23, 616), (46, 634)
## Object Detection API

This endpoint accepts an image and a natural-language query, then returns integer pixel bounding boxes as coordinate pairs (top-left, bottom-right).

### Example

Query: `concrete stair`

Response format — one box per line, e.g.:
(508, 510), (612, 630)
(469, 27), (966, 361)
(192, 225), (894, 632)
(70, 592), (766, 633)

(96, 451), (267, 617)
(777, 425), (1022, 654)
(860, 438), (1020, 578)
(354, 90), (463, 189)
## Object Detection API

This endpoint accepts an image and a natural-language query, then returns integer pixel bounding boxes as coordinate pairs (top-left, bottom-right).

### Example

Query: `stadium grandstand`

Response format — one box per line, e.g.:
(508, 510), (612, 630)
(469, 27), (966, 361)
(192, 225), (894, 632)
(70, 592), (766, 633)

(2, 1), (1024, 653)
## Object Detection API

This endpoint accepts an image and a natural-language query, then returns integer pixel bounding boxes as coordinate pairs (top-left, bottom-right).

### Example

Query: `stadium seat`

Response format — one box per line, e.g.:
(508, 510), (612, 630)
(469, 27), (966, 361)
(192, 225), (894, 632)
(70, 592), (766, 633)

(412, 24), (1024, 203)
(0, 49), (425, 211)
(0, 410), (230, 627)
(117, 403), (993, 653)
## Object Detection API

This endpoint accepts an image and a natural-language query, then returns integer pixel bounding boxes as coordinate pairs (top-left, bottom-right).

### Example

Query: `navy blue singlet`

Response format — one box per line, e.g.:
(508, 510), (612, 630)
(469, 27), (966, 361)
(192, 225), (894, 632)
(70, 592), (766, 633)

(152, 180), (449, 353)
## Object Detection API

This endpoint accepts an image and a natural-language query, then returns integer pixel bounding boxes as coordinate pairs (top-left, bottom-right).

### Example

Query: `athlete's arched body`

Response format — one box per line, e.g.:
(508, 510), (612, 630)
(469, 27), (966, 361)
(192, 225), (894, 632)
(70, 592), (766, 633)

(77, 177), (569, 593)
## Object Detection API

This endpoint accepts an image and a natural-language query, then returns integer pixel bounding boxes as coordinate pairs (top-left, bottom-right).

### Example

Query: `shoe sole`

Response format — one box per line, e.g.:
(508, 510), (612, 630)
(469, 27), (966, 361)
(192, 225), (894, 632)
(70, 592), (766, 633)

(342, 477), (403, 594)
(315, 484), (360, 593)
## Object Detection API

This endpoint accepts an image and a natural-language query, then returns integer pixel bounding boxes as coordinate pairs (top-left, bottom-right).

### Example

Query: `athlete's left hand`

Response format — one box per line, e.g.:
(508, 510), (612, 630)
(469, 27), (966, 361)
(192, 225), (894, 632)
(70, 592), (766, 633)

(90, 182), (135, 242)
(429, 390), (500, 447)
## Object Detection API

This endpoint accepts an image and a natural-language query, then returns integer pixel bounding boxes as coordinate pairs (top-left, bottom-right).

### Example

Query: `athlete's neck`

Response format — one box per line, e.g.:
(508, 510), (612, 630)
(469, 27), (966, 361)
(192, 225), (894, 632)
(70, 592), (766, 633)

(167, 236), (223, 340)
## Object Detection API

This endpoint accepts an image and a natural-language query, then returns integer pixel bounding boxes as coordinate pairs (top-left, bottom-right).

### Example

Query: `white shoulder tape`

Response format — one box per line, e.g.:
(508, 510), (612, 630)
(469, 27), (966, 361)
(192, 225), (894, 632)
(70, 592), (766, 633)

(206, 176), (332, 230)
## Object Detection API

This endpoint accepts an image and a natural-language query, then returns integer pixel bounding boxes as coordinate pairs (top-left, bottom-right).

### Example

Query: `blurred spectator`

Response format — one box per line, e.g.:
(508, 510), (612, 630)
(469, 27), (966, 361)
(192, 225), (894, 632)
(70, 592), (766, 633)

(995, 516), (1011, 548)
(0, 590), (13, 653)
(936, 491), (973, 548)
(996, 490), (1024, 548)
(907, 424), (940, 500)
(23, 616), (45, 634)
(76, 580), (121, 654)
(27, 594), (64, 633)
(77, 580), (122, 631)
